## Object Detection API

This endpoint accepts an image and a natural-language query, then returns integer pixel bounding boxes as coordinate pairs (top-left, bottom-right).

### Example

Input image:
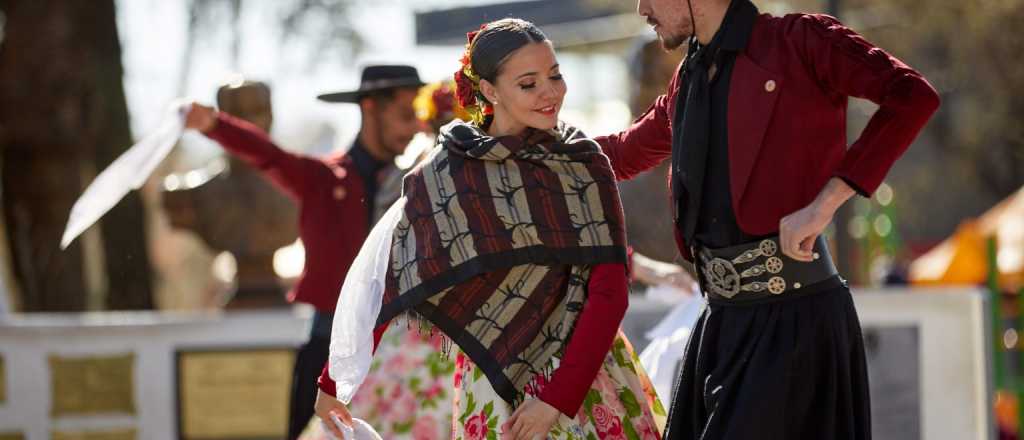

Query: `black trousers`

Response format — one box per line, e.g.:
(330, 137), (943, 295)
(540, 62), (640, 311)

(664, 279), (872, 440)
(288, 312), (333, 440)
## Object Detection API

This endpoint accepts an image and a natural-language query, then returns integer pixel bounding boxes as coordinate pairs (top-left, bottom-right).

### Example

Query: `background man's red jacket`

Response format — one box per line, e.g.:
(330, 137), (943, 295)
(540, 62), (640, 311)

(207, 113), (370, 312)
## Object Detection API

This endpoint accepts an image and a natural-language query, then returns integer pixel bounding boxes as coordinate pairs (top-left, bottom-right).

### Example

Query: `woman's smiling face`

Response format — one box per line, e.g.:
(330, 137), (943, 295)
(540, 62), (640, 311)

(480, 41), (567, 134)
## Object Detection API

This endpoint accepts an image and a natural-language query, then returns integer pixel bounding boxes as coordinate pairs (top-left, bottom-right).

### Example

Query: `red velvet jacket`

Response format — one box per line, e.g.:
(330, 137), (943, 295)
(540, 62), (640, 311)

(597, 13), (940, 260)
(206, 113), (369, 312)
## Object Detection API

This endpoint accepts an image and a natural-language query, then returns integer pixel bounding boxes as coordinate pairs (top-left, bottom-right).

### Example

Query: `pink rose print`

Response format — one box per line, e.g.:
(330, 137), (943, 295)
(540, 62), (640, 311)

(464, 410), (489, 440)
(523, 373), (550, 396)
(396, 391), (418, 424)
(591, 404), (612, 430)
(375, 395), (394, 418)
(594, 374), (626, 414)
(413, 415), (441, 440)
(425, 380), (445, 400)
(389, 385), (403, 399)
(592, 404), (626, 440)
(404, 328), (425, 345)
(640, 422), (661, 440)
(429, 333), (445, 350)
(384, 352), (415, 375)
(454, 353), (469, 388)
(350, 375), (377, 407)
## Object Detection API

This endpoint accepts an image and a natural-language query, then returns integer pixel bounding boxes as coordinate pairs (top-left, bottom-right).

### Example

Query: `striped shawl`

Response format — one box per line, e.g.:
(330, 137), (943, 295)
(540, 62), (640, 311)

(376, 120), (628, 403)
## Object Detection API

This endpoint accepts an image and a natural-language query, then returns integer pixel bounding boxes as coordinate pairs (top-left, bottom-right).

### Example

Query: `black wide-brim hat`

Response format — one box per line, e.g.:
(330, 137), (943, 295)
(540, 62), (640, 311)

(317, 65), (425, 103)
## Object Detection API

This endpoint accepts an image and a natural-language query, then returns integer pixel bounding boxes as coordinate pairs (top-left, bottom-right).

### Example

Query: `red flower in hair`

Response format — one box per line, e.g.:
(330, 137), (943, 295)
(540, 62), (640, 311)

(452, 23), (491, 124)
(466, 23), (486, 45)
(454, 70), (476, 109)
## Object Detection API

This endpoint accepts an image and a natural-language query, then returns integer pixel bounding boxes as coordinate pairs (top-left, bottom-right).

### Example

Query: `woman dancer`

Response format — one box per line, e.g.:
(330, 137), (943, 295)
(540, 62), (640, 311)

(316, 19), (665, 440)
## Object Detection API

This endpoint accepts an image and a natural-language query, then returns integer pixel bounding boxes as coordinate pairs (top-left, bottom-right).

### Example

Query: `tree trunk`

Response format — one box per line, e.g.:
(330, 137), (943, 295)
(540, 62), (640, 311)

(0, 0), (153, 311)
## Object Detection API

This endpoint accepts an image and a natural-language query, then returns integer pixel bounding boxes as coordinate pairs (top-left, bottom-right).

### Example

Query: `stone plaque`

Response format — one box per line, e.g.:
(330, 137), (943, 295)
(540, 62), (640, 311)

(864, 325), (922, 440)
(177, 348), (294, 439)
(49, 353), (135, 416)
(51, 428), (135, 440)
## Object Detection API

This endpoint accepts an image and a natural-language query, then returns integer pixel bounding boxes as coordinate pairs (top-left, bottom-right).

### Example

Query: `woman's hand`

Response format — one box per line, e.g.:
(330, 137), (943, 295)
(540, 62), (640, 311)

(501, 398), (561, 440)
(314, 389), (353, 439)
(184, 102), (218, 133)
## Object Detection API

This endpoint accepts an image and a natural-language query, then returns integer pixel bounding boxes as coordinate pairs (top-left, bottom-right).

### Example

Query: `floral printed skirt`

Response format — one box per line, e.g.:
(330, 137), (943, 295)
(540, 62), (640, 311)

(452, 330), (667, 440)
(347, 325), (454, 440)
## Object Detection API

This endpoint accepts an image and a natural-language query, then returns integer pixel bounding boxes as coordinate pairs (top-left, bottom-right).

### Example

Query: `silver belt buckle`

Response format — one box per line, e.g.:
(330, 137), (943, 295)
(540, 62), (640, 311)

(701, 239), (788, 298)
(702, 256), (741, 298)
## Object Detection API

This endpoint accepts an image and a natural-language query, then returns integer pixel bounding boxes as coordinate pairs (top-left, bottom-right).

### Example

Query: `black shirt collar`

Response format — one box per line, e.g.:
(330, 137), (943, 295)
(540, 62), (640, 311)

(348, 135), (387, 179)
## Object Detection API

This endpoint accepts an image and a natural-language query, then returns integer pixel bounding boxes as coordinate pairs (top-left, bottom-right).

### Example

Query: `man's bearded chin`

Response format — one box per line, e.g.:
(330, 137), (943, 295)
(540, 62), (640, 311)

(660, 30), (689, 50)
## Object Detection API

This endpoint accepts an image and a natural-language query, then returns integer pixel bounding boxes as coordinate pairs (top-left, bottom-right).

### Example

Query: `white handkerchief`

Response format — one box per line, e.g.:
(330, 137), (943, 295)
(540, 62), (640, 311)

(323, 416), (382, 440)
(61, 101), (188, 249)
(328, 197), (406, 404)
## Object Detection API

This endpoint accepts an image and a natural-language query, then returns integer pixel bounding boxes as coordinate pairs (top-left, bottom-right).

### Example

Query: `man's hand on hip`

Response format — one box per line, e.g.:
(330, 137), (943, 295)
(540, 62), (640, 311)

(779, 178), (855, 262)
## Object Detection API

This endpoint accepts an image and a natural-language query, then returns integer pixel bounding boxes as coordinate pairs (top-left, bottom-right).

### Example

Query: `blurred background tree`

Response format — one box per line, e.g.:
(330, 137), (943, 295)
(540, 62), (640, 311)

(0, 0), (149, 311)
(0, 0), (360, 312)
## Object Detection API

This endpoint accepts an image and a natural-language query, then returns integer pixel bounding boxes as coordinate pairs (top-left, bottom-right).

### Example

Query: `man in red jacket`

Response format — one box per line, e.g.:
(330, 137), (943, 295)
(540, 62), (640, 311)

(184, 65), (424, 439)
(597, 0), (939, 438)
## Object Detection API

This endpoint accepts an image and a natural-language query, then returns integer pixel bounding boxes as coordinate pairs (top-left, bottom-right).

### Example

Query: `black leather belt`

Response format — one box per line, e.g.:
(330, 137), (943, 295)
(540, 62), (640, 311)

(695, 235), (839, 303)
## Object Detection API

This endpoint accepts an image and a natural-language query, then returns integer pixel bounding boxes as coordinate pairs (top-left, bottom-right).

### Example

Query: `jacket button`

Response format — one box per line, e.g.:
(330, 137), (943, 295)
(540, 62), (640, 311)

(765, 80), (776, 92)
(333, 186), (347, 200)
